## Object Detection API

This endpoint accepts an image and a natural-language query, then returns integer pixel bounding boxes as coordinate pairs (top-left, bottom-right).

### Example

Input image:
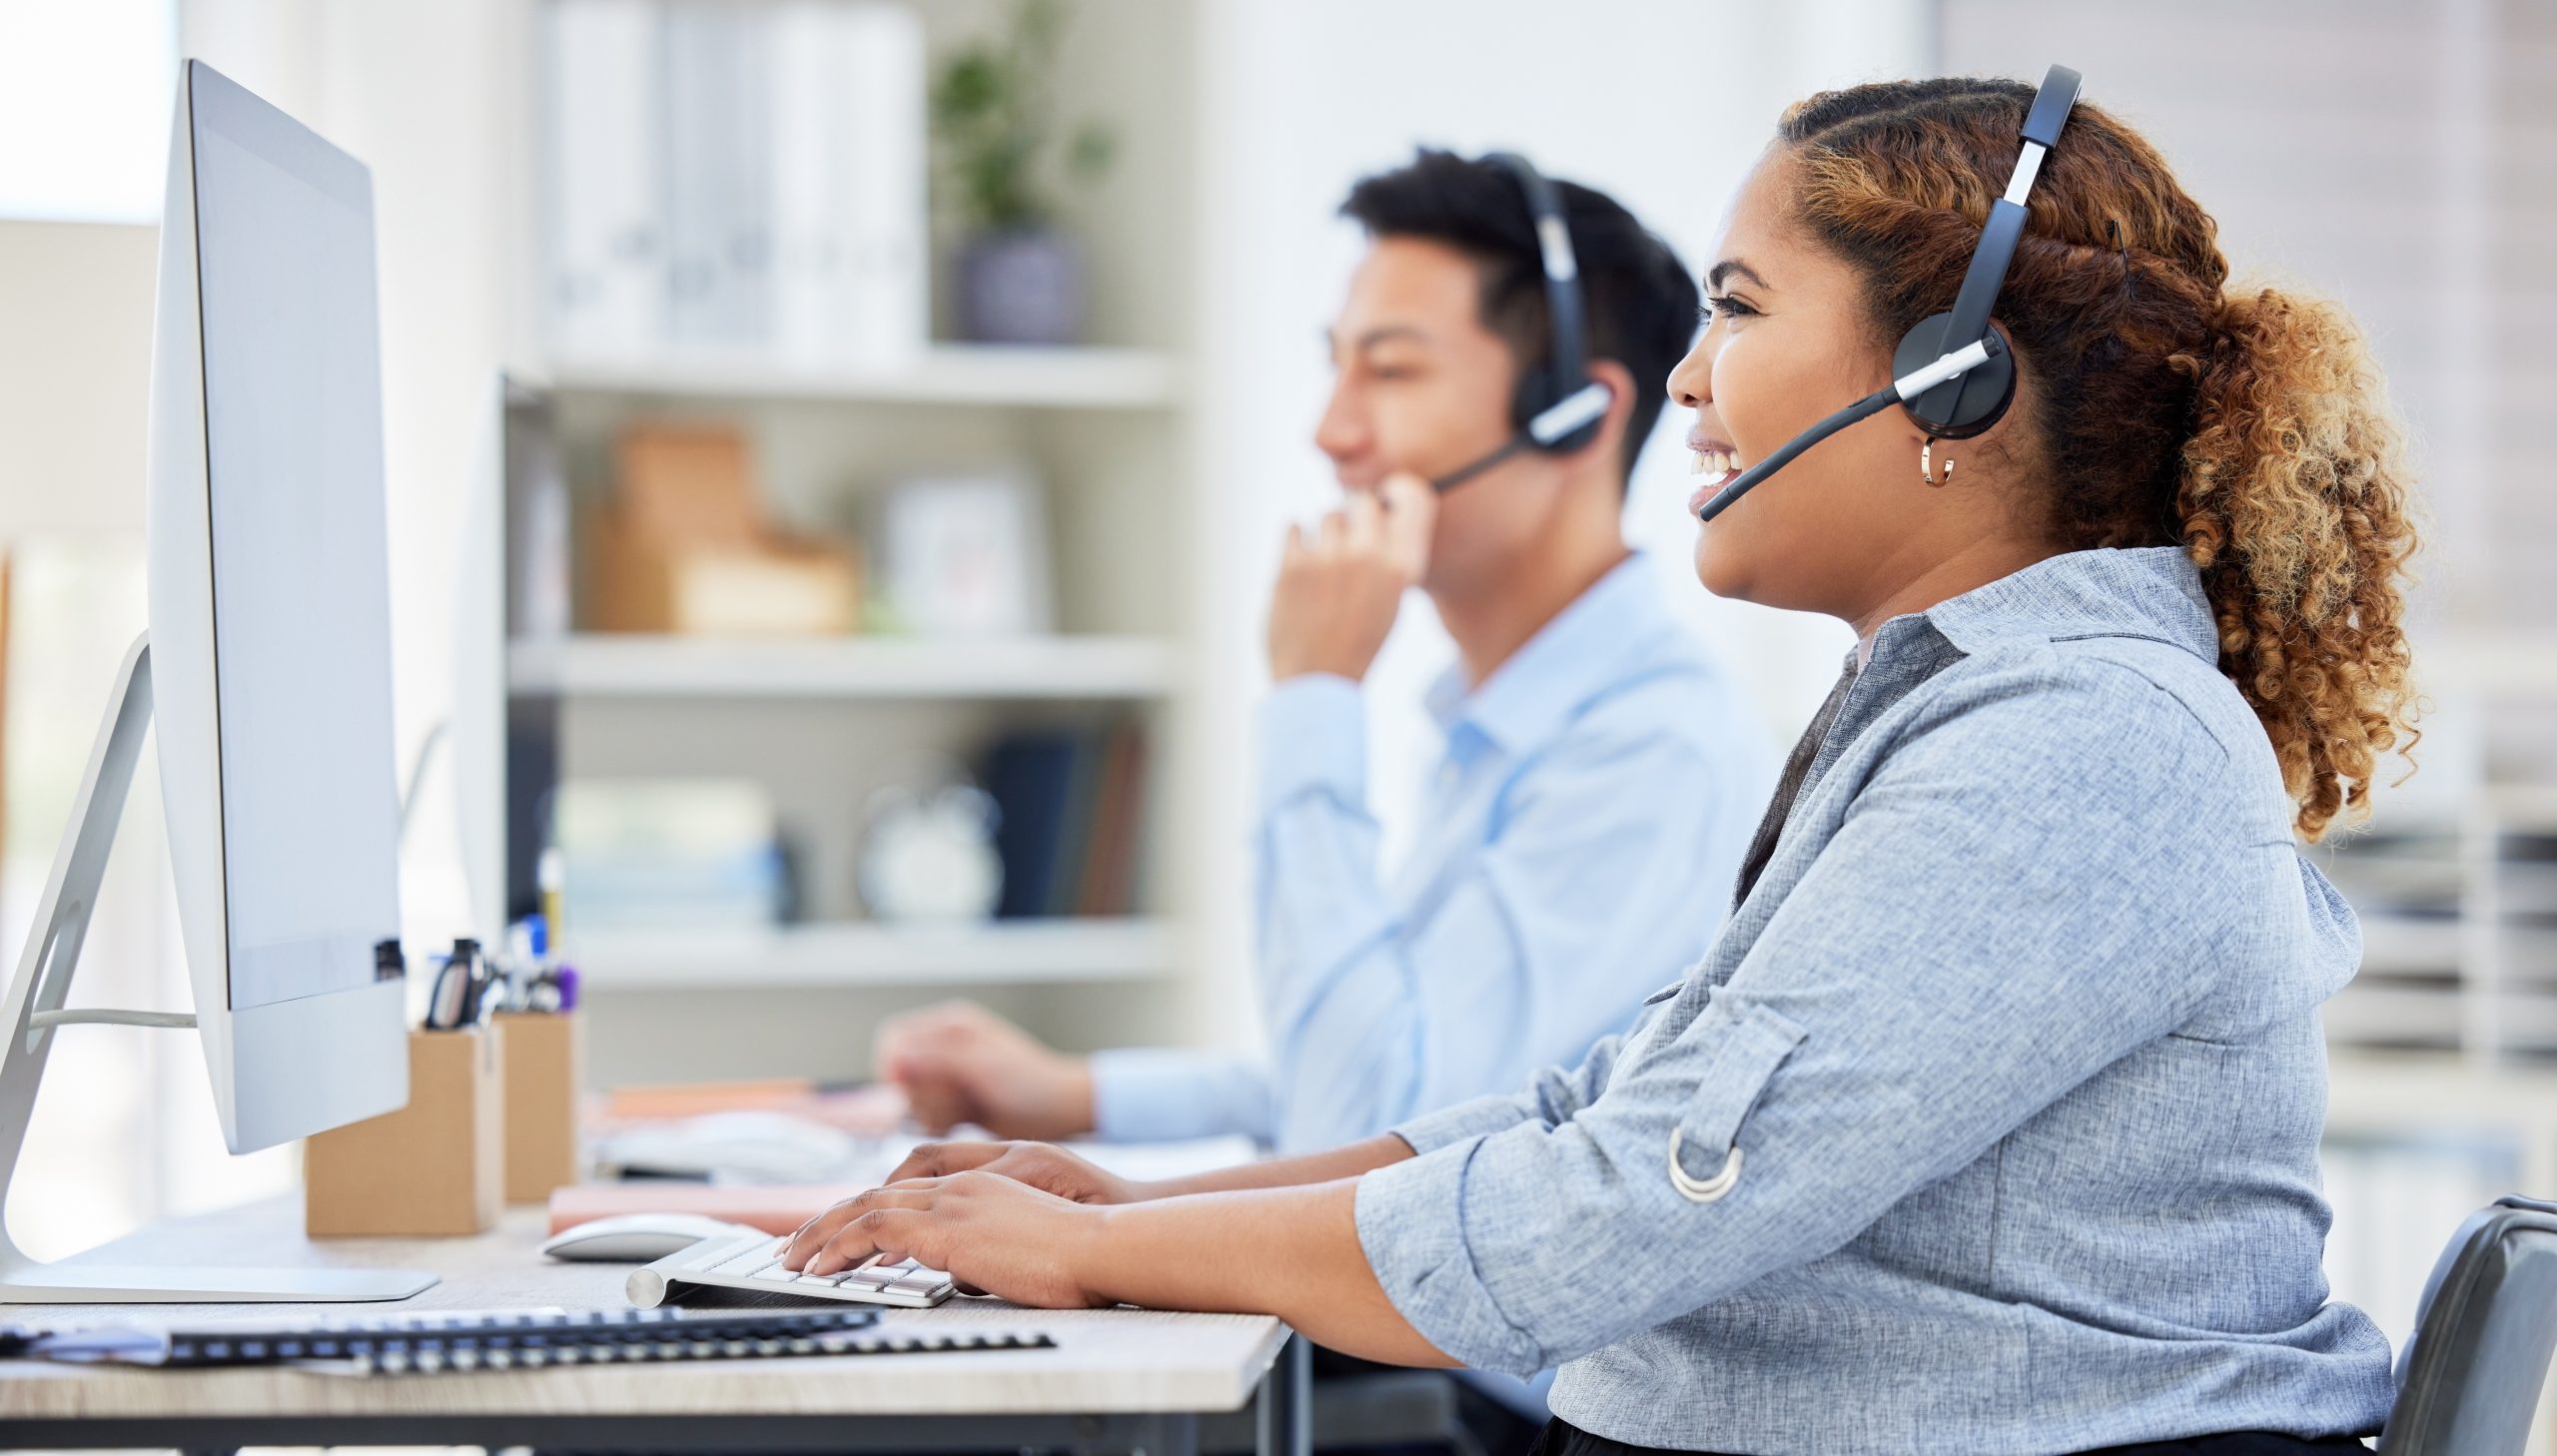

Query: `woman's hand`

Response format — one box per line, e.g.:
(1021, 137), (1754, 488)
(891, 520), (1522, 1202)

(877, 1139), (1154, 1206)
(780, 1171), (1111, 1308)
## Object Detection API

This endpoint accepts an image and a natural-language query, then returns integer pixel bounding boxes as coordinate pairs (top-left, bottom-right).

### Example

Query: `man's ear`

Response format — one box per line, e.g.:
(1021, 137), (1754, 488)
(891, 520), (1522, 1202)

(1578, 358), (1640, 460)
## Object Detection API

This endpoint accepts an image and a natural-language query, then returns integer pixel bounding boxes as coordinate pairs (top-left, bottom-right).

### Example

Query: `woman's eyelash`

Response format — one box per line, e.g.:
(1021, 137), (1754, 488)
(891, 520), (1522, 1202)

(1700, 294), (1759, 323)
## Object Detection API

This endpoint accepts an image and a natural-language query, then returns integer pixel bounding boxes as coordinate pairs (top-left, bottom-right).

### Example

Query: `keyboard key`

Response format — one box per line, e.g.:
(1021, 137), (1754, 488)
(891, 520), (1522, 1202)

(711, 1246), (780, 1276)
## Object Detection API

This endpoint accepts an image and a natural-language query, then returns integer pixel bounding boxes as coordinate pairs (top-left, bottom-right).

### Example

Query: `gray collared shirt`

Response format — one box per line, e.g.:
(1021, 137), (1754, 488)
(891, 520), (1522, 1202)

(1354, 546), (2393, 1455)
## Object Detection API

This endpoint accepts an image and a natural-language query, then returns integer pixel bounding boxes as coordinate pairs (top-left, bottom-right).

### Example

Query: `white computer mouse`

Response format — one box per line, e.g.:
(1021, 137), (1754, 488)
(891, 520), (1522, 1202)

(539, 1212), (772, 1263)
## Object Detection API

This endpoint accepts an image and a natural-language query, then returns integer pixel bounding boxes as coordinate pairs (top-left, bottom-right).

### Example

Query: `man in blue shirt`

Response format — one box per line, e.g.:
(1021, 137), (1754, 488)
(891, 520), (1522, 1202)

(874, 150), (1772, 1159)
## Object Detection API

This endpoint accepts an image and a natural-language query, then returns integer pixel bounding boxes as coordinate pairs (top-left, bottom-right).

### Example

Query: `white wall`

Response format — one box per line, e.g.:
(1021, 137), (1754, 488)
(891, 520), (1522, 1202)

(1181, 0), (1922, 1052)
(0, 223), (158, 537)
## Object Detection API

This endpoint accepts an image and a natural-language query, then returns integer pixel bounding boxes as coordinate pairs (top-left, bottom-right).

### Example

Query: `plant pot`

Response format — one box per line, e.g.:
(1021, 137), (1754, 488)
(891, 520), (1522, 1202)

(956, 228), (1086, 346)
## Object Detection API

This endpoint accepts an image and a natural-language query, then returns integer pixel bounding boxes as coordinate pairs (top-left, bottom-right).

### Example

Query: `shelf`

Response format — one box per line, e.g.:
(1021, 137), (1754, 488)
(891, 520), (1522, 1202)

(544, 344), (1182, 409)
(509, 634), (1180, 700)
(570, 917), (1177, 988)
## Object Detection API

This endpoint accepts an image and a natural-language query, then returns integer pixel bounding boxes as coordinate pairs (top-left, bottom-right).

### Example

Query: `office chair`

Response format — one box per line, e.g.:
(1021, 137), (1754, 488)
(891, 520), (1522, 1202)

(2379, 1194), (2557, 1456)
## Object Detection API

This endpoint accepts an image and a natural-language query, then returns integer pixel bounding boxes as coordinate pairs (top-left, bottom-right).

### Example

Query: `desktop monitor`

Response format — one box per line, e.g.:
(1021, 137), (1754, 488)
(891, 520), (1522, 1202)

(0, 60), (428, 1303)
(147, 58), (412, 1151)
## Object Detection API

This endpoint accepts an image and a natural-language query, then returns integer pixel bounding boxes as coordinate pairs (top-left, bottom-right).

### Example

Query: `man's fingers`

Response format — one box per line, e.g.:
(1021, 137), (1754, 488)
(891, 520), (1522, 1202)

(899, 1075), (974, 1135)
(1341, 489), (1384, 551)
(1377, 471), (1437, 577)
(1317, 508), (1350, 550)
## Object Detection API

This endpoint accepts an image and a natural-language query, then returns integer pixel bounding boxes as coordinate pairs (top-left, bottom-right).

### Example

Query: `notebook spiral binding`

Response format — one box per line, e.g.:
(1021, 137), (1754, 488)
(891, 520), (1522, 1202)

(4, 1306), (1056, 1375)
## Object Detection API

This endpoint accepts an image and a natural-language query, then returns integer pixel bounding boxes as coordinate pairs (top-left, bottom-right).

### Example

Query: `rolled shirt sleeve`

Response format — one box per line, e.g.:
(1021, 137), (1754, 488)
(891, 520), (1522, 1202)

(1388, 1020), (1649, 1155)
(1352, 661), (2246, 1375)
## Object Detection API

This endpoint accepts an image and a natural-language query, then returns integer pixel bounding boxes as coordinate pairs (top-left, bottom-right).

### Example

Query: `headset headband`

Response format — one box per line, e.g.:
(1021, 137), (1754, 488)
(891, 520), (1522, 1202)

(1905, 64), (2083, 431)
(1428, 152), (1615, 491)
(1483, 151), (1590, 399)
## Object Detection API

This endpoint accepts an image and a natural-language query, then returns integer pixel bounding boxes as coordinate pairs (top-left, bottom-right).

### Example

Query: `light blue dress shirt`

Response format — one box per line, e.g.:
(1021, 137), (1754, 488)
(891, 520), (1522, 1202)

(1357, 547), (2394, 1453)
(1090, 552), (1774, 1154)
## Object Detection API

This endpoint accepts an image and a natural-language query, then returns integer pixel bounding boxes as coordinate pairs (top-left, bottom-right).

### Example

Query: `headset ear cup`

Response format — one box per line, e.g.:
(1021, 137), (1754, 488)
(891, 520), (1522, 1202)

(1894, 313), (2017, 439)
(1513, 368), (1607, 455)
(1512, 367), (1558, 444)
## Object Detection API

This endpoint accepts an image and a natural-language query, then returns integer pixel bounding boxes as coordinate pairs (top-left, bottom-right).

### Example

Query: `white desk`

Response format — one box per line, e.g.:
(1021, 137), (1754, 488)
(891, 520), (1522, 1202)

(0, 1196), (1307, 1454)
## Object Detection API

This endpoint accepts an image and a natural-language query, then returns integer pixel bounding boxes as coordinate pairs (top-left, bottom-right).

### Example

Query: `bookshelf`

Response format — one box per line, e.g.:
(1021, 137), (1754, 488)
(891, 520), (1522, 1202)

(509, 634), (1179, 699)
(546, 344), (1182, 410)
(512, 0), (1214, 1037)
(571, 918), (1178, 989)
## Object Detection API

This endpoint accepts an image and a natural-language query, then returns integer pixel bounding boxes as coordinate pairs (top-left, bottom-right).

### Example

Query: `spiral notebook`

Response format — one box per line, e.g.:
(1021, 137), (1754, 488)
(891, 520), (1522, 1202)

(0, 1305), (1054, 1376)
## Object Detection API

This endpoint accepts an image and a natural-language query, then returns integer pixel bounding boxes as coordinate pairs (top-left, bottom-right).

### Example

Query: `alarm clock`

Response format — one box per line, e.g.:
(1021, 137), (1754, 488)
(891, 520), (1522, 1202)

(857, 780), (1002, 924)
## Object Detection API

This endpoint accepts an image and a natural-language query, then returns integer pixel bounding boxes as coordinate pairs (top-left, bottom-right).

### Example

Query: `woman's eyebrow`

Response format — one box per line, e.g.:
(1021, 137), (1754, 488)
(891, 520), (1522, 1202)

(1706, 259), (1769, 293)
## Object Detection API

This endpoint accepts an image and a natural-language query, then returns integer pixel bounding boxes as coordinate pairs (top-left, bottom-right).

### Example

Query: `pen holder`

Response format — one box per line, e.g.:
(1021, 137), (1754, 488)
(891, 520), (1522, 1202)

(493, 1010), (584, 1203)
(304, 1026), (503, 1237)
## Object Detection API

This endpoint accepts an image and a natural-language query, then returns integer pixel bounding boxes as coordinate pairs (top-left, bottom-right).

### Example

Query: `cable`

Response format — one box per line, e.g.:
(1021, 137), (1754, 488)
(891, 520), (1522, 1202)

(1693, 337), (1999, 523)
(1430, 434), (1532, 494)
(29, 1009), (198, 1031)
(399, 718), (449, 845)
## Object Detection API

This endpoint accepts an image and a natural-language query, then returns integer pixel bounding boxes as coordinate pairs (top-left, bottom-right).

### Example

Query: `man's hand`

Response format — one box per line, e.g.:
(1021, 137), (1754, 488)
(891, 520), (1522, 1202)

(781, 1171), (1113, 1308)
(871, 1001), (1095, 1140)
(1267, 471), (1436, 682)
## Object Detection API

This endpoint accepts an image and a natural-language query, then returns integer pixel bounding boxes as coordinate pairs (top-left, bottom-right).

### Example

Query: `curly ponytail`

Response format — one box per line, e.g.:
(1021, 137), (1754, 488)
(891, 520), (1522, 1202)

(2175, 287), (2418, 840)
(1779, 79), (2421, 840)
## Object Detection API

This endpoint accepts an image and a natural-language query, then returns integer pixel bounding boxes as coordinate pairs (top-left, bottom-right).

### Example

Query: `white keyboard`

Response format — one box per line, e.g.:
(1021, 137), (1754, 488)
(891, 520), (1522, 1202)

(626, 1231), (955, 1310)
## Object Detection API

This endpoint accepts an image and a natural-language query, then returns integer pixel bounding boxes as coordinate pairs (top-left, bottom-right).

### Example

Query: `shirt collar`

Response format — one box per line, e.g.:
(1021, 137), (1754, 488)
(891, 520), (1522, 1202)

(1879, 545), (2219, 667)
(1426, 552), (1683, 755)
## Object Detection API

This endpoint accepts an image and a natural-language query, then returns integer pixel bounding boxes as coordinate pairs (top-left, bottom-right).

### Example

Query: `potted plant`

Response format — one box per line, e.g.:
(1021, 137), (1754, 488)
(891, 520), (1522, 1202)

(931, 0), (1115, 346)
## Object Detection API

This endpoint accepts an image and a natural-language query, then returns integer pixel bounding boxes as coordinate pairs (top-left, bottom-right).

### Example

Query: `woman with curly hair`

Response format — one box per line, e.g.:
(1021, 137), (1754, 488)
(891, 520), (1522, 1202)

(782, 76), (2422, 1456)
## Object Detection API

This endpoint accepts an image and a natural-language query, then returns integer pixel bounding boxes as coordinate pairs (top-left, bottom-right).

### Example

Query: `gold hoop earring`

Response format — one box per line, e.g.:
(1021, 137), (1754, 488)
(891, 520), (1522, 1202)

(1921, 438), (1955, 487)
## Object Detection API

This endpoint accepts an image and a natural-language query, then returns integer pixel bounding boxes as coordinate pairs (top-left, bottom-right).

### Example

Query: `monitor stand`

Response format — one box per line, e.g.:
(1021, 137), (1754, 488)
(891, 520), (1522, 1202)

(0, 636), (434, 1302)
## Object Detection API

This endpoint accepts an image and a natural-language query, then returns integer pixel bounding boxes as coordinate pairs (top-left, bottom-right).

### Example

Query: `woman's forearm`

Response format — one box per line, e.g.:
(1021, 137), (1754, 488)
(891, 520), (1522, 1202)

(1139, 1133), (1414, 1199)
(1085, 1178), (1454, 1367)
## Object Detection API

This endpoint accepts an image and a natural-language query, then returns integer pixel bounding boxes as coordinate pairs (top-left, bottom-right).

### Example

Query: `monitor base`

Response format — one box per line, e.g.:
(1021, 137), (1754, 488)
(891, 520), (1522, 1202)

(0, 1261), (437, 1303)
(0, 640), (433, 1308)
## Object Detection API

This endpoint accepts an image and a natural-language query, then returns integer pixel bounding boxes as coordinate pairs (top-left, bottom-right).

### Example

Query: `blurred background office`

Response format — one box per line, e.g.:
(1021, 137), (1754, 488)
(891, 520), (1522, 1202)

(0, 0), (2549, 1364)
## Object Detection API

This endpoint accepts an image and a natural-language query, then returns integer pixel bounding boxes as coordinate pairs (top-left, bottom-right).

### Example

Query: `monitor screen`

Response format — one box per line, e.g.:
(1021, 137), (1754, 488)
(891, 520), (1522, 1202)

(188, 64), (401, 1011)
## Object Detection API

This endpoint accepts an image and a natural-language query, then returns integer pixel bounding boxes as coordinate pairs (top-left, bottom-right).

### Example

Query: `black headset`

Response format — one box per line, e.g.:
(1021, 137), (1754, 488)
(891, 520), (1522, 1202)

(1694, 64), (2083, 522)
(1429, 152), (1617, 493)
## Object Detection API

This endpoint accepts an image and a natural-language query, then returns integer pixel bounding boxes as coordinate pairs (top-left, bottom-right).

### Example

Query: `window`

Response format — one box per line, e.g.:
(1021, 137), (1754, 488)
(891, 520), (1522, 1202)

(0, 0), (179, 224)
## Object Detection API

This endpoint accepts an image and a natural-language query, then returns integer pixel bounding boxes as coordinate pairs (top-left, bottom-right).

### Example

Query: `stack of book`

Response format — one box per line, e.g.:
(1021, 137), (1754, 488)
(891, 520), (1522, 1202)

(557, 778), (792, 933)
(537, 0), (927, 363)
(982, 721), (1148, 920)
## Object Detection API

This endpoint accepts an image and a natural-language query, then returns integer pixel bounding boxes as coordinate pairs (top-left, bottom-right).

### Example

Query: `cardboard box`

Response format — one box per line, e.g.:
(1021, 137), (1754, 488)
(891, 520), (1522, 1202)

(493, 1011), (583, 1204)
(615, 425), (762, 546)
(589, 511), (859, 635)
(304, 1027), (503, 1237)
(587, 422), (861, 636)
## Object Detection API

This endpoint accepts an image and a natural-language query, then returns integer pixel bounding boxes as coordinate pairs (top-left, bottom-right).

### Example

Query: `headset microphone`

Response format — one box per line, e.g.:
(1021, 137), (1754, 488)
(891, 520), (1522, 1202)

(1431, 382), (1613, 492)
(1430, 152), (1614, 494)
(1694, 64), (2082, 523)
